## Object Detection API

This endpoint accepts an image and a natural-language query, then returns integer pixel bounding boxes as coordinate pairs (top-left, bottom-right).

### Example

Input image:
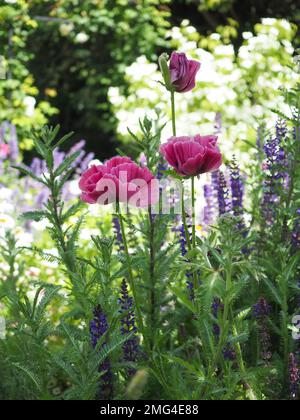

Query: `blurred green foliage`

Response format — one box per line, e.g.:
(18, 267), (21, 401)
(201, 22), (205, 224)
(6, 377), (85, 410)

(25, 0), (170, 157)
(172, 0), (300, 35)
(181, 0), (235, 12)
(0, 0), (57, 151)
(0, 0), (171, 156)
(0, 0), (299, 158)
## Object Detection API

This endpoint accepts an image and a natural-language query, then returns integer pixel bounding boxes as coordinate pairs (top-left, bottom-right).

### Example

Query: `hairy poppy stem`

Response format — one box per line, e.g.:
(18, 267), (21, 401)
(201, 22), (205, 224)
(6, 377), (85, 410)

(170, 88), (199, 302)
(171, 89), (191, 254)
(181, 182), (192, 252)
(191, 176), (196, 248)
(171, 90), (176, 137)
(148, 207), (156, 350)
(191, 176), (198, 293)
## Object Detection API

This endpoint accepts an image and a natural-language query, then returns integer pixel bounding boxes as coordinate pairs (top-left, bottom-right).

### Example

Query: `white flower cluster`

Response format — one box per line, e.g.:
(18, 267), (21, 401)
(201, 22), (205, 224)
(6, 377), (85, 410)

(108, 19), (298, 166)
(0, 189), (33, 247)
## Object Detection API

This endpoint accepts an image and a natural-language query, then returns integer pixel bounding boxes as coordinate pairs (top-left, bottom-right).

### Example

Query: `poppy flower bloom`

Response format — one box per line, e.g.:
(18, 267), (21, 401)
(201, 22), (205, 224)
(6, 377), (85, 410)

(79, 156), (158, 207)
(169, 52), (201, 93)
(160, 134), (222, 177)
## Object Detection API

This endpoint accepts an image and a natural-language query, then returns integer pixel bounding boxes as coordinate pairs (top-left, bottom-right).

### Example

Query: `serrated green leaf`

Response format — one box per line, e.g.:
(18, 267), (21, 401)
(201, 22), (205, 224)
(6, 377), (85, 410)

(168, 285), (197, 314)
(21, 211), (48, 222)
(53, 131), (74, 150)
(11, 165), (46, 185)
(12, 363), (42, 391)
(262, 277), (282, 306)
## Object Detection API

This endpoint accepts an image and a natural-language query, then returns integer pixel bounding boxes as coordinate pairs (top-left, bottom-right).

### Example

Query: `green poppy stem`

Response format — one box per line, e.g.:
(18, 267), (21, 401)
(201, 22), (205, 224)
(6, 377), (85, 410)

(191, 176), (198, 293)
(171, 90), (176, 137)
(191, 176), (196, 249)
(181, 181), (192, 252)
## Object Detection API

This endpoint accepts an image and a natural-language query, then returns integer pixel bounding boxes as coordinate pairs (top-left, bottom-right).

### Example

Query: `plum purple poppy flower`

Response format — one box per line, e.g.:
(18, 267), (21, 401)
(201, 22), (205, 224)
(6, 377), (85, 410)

(169, 52), (201, 93)
(79, 156), (158, 207)
(160, 134), (222, 177)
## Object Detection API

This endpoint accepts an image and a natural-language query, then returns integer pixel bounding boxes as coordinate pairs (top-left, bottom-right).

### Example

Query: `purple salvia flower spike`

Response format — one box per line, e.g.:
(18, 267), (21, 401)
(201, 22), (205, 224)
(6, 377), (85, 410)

(292, 209), (300, 250)
(90, 305), (113, 400)
(203, 184), (215, 226)
(262, 120), (288, 224)
(230, 157), (248, 237)
(69, 140), (86, 155)
(289, 353), (300, 400)
(113, 217), (124, 251)
(80, 152), (95, 173)
(216, 171), (230, 216)
(119, 279), (140, 376)
(253, 298), (272, 362)
(178, 222), (194, 299)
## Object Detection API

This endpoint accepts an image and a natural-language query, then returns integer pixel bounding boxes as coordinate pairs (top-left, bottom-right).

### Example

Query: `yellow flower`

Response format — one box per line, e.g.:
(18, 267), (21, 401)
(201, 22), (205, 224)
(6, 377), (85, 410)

(196, 224), (207, 238)
(45, 88), (57, 98)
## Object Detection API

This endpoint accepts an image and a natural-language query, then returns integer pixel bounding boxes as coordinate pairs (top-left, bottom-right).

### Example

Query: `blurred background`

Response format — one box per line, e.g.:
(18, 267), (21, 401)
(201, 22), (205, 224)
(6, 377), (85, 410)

(0, 0), (299, 163)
